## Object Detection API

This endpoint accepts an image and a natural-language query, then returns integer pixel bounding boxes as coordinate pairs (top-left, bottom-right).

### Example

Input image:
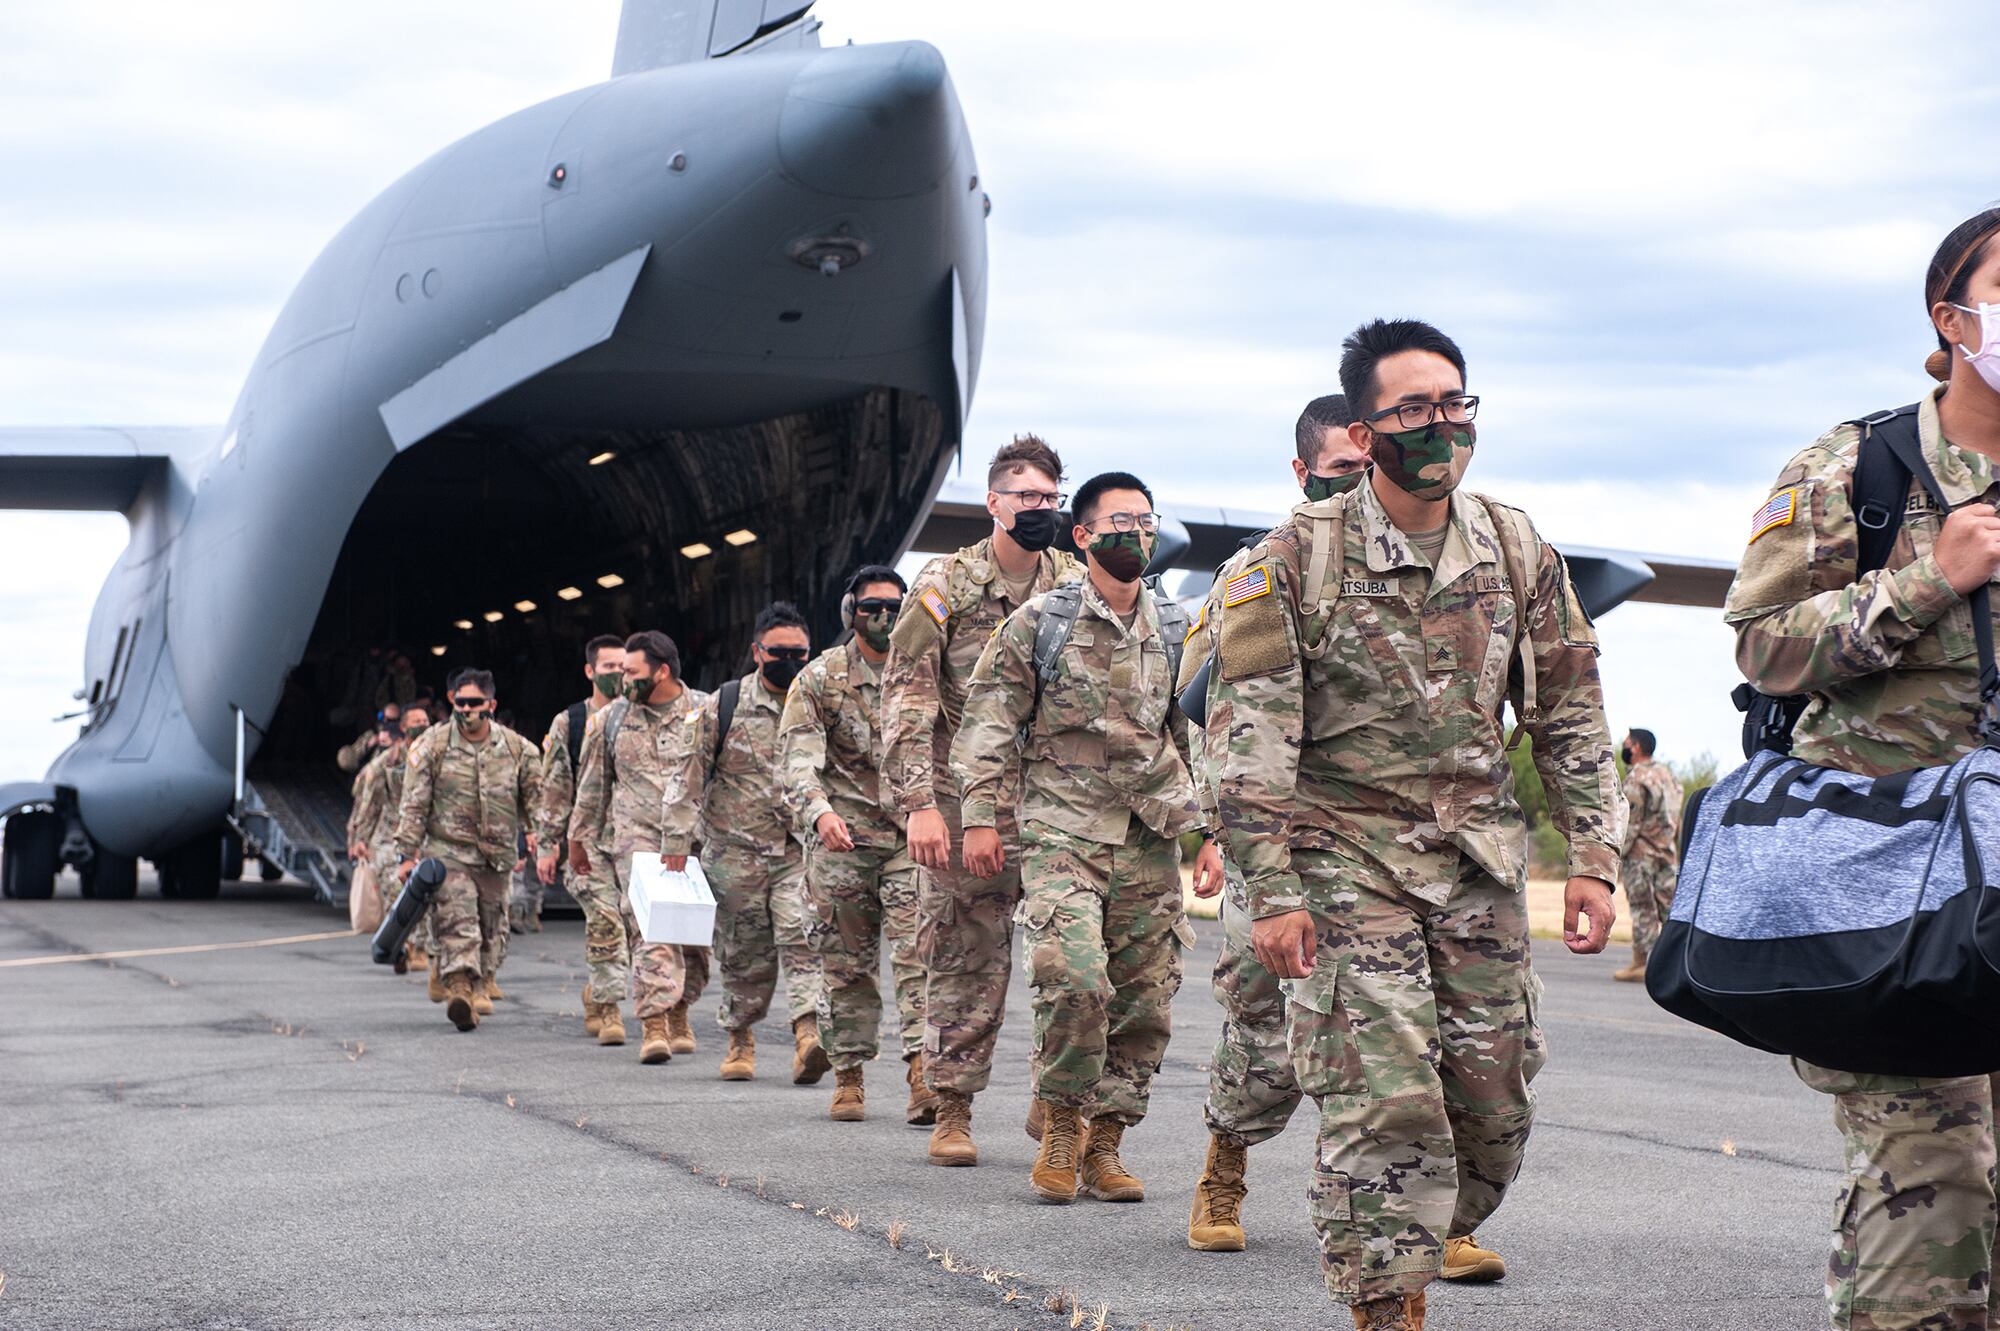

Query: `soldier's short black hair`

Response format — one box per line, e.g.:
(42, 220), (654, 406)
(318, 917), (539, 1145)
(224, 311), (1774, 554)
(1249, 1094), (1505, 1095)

(1072, 471), (1154, 527)
(845, 564), (906, 598)
(1294, 394), (1354, 466)
(583, 633), (623, 667)
(1338, 319), (1467, 419)
(1927, 208), (2000, 359)
(446, 668), (495, 698)
(753, 602), (808, 642)
(1627, 728), (1657, 757)
(623, 631), (680, 679)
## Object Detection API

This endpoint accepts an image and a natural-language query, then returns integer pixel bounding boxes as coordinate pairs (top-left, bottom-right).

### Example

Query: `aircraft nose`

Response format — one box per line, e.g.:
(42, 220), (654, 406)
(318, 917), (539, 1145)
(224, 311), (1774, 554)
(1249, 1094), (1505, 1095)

(778, 41), (959, 200)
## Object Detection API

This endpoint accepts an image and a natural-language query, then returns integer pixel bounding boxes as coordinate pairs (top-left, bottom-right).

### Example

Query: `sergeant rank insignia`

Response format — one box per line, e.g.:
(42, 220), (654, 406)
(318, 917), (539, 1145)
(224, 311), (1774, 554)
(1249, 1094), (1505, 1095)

(1221, 564), (1271, 607)
(918, 586), (951, 626)
(1748, 489), (1797, 543)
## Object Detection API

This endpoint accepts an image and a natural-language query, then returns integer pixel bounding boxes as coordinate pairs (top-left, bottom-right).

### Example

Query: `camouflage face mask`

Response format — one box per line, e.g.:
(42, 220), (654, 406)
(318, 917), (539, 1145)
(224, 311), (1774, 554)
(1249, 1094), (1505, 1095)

(592, 671), (623, 699)
(1302, 468), (1365, 503)
(403, 722), (429, 740)
(1088, 530), (1150, 583)
(623, 674), (654, 704)
(857, 610), (895, 651)
(1369, 421), (1476, 497)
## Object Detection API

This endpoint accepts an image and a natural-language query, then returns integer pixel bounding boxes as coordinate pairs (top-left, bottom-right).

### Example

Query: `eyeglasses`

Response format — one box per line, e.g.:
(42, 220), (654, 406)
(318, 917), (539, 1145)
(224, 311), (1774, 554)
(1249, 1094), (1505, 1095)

(762, 646), (811, 662)
(854, 598), (902, 616)
(993, 487), (1067, 510)
(450, 695), (488, 710)
(1365, 395), (1479, 431)
(1085, 511), (1161, 534)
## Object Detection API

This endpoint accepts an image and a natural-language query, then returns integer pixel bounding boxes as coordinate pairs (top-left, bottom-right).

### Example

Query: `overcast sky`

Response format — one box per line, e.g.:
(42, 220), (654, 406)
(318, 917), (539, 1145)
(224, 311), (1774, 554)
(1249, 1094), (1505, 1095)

(3, 0), (1996, 782)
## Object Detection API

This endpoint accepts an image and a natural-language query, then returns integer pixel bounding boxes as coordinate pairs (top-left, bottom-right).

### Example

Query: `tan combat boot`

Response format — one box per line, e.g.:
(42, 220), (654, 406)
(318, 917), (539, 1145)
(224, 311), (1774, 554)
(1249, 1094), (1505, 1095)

(666, 1001), (696, 1055)
(927, 1090), (977, 1167)
(392, 947), (410, 975)
(598, 1004), (627, 1046)
(719, 1028), (756, 1080)
(427, 967), (447, 1004)
(445, 974), (479, 1031)
(830, 1067), (865, 1121)
(1440, 1233), (1506, 1282)
(409, 944), (429, 969)
(1025, 1097), (1046, 1142)
(1187, 1133), (1248, 1250)
(1080, 1118), (1145, 1202)
(1350, 1295), (1416, 1330)
(1611, 944), (1647, 983)
(485, 976), (506, 1001)
(581, 986), (602, 1037)
(791, 1014), (831, 1085)
(1029, 1104), (1083, 1203)
(640, 1014), (673, 1064)
(472, 977), (496, 1016)
(904, 1054), (938, 1126)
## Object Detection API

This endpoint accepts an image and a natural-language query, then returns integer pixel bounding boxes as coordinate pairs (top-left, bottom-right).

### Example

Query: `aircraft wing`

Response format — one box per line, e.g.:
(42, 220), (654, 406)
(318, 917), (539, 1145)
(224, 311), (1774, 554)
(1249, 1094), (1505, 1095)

(613, 0), (819, 76)
(0, 426), (212, 512)
(911, 480), (1735, 617)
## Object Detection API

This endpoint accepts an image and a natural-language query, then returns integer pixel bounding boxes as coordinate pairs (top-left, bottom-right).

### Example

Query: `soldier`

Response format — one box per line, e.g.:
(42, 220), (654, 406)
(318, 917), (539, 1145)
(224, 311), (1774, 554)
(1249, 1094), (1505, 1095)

(393, 670), (541, 1032)
(1726, 207), (2000, 1331)
(882, 434), (1085, 1166)
(566, 630), (706, 1063)
(1187, 394), (1369, 1251)
(688, 603), (829, 1084)
(347, 703), (431, 973)
(533, 634), (626, 1038)
(779, 566), (928, 1122)
(951, 471), (1219, 1204)
(1212, 318), (1620, 1329)
(1612, 728), (1681, 983)
(337, 701), (402, 773)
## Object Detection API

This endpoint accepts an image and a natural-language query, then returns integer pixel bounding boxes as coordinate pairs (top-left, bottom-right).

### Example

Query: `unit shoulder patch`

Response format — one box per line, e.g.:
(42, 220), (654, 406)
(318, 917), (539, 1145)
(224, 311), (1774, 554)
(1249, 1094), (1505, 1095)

(1748, 489), (1798, 544)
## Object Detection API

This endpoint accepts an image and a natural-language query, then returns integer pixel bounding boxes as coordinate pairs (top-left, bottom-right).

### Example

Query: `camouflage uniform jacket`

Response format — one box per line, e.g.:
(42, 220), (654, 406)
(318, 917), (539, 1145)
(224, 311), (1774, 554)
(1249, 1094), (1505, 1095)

(566, 688), (710, 858)
(1210, 479), (1621, 918)
(1725, 385), (1999, 778)
(336, 728), (381, 774)
(881, 537), (1084, 815)
(392, 721), (542, 871)
(346, 747), (407, 851)
(780, 641), (906, 851)
(534, 700), (609, 851)
(952, 578), (1202, 844)
(1620, 760), (1682, 865)
(691, 673), (791, 856)
(1184, 541), (1262, 845)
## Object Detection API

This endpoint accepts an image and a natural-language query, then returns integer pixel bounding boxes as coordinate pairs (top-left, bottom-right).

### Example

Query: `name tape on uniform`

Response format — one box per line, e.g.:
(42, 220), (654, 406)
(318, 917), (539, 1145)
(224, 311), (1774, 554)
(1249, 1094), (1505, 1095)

(1340, 577), (1400, 597)
(1748, 489), (1797, 544)
(1222, 565), (1272, 607)
(918, 586), (951, 626)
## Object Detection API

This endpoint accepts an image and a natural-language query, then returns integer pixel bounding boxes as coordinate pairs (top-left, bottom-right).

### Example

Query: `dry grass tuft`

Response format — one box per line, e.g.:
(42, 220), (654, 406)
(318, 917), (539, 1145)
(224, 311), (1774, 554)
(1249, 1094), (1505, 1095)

(575, 1116), (588, 1130)
(505, 1094), (516, 1109)
(831, 1209), (860, 1231)
(1045, 1289), (1070, 1314)
(1721, 1139), (1738, 1157)
(885, 1221), (905, 1249)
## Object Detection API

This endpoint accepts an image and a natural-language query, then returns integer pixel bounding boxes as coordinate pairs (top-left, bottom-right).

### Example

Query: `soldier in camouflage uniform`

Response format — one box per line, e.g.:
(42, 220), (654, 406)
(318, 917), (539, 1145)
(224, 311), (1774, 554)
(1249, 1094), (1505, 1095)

(533, 635), (626, 1038)
(1212, 320), (1620, 1329)
(1613, 728), (1682, 983)
(1186, 394), (1369, 1251)
(567, 630), (706, 1063)
(882, 435), (1084, 1167)
(393, 670), (541, 1032)
(686, 604), (829, 1085)
(336, 701), (401, 774)
(1723, 207), (2000, 1331)
(953, 471), (1219, 1205)
(779, 567), (928, 1123)
(347, 704), (431, 972)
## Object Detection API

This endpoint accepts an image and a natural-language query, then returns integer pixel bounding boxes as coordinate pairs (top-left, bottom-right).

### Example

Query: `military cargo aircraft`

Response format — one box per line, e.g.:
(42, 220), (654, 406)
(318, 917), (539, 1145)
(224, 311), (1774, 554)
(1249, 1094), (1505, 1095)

(0, 0), (1733, 905)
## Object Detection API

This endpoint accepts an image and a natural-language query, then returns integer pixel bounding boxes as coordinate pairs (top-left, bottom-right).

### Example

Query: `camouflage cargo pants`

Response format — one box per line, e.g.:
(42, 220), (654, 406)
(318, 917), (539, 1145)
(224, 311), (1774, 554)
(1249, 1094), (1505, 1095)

(1289, 849), (1544, 1306)
(917, 799), (1023, 1096)
(1020, 819), (1187, 1127)
(1206, 864), (1302, 1147)
(432, 861), (510, 981)
(608, 853), (687, 1018)
(1795, 1061), (2000, 1330)
(509, 856), (544, 932)
(567, 852), (631, 1004)
(709, 839), (820, 1032)
(807, 840), (924, 1070)
(1622, 855), (1678, 959)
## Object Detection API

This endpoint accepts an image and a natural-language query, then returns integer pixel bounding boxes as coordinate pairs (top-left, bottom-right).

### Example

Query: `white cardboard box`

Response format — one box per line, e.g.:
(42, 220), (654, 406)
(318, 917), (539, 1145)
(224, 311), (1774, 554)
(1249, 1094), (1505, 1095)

(626, 853), (717, 947)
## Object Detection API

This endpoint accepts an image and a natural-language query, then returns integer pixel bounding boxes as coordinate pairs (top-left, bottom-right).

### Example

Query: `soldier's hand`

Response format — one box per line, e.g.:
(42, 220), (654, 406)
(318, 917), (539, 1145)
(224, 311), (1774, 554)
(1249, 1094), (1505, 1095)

(348, 842), (367, 863)
(525, 832), (539, 856)
(535, 852), (558, 886)
(1563, 875), (1617, 955)
(1935, 502), (2000, 594)
(962, 826), (1005, 878)
(568, 842), (591, 875)
(397, 858), (416, 885)
(664, 855), (688, 872)
(816, 812), (855, 853)
(1252, 910), (1316, 979)
(907, 806), (951, 870)
(1191, 837), (1225, 898)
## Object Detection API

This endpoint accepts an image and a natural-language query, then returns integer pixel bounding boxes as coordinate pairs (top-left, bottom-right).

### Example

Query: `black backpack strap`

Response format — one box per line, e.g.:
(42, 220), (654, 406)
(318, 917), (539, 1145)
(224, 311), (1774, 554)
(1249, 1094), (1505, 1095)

(1146, 578), (1192, 692)
(1029, 585), (1087, 713)
(1850, 404), (1920, 578)
(713, 677), (741, 766)
(564, 700), (588, 774)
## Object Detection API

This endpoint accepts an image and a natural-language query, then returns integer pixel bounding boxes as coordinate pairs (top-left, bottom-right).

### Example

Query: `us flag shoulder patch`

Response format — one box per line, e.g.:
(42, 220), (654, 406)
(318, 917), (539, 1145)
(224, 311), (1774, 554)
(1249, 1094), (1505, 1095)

(1222, 564), (1272, 607)
(1748, 489), (1797, 544)
(918, 586), (951, 626)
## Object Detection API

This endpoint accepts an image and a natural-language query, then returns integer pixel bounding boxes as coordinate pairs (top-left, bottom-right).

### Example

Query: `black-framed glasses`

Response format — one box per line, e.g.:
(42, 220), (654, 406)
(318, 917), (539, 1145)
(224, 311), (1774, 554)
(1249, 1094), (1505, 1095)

(1365, 395), (1480, 431)
(994, 487), (1068, 510)
(855, 598), (902, 616)
(1085, 511), (1161, 534)
(451, 695), (488, 710)
(761, 645), (811, 662)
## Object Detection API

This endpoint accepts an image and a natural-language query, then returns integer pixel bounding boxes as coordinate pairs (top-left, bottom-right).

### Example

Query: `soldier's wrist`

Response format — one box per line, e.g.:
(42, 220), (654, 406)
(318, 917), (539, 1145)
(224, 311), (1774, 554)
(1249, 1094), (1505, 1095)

(1566, 842), (1621, 889)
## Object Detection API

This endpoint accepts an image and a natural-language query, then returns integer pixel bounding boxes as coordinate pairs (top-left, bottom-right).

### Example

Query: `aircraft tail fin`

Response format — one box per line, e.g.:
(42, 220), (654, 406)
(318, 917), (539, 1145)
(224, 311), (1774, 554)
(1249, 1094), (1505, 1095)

(613, 0), (819, 77)
(0, 427), (207, 513)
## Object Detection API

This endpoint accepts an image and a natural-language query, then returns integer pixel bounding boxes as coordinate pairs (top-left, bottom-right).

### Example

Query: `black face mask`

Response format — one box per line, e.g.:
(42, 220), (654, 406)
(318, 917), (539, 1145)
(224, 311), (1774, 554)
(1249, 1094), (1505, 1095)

(1620, 746), (1634, 766)
(761, 657), (805, 691)
(1008, 507), (1059, 552)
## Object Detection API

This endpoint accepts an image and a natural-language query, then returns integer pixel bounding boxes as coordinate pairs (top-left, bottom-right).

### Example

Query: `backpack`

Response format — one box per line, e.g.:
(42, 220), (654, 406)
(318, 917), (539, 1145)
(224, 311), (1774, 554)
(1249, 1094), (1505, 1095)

(1029, 579), (1191, 718)
(1650, 409), (2000, 1076)
(711, 677), (741, 768)
(564, 700), (589, 774)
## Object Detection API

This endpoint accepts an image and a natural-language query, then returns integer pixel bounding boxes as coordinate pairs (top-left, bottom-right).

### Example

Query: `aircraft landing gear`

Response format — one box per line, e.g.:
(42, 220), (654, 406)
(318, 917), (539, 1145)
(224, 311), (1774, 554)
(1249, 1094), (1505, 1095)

(158, 831), (223, 900)
(79, 845), (139, 900)
(221, 829), (246, 882)
(2, 810), (61, 900)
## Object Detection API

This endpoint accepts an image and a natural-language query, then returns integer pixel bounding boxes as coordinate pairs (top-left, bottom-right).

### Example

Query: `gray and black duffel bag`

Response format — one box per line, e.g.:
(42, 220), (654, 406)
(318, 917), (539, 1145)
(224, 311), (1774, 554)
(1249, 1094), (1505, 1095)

(1648, 405), (2000, 1076)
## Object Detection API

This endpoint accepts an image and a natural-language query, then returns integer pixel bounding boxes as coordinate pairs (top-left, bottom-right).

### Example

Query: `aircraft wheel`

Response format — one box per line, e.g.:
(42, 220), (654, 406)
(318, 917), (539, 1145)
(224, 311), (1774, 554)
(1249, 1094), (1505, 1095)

(221, 830), (246, 882)
(258, 857), (284, 883)
(166, 833), (222, 900)
(80, 847), (139, 900)
(2, 811), (61, 900)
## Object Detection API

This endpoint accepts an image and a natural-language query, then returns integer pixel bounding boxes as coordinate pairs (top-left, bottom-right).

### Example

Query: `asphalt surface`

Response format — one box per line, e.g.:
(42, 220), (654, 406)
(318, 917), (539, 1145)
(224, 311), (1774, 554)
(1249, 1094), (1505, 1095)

(1, 874), (1842, 1331)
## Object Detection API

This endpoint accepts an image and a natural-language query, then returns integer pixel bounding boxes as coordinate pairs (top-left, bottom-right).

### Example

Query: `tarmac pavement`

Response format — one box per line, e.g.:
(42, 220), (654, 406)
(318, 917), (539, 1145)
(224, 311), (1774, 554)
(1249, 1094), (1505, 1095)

(0, 875), (1841, 1330)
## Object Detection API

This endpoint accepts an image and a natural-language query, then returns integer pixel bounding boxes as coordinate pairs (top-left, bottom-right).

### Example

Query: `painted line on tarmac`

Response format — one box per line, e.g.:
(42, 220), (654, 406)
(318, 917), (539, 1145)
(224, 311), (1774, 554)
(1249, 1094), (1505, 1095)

(0, 928), (362, 968)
